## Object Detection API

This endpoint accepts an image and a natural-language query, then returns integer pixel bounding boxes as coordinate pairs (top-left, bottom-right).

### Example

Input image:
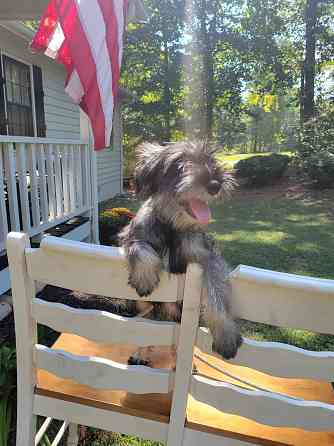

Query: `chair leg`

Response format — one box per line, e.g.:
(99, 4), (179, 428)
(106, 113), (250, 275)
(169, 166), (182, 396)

(67, 423), (79, 446)
(16, 410), (36, 446)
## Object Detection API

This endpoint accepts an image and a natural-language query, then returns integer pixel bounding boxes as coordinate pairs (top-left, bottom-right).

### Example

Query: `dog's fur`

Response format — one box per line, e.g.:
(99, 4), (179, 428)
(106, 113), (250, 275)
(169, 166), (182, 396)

(119, 141), (242, 361)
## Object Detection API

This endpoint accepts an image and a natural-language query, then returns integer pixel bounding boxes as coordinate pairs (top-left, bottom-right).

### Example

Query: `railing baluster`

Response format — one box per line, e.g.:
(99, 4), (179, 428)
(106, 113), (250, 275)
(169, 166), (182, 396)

(68, 145), (76, 212)
(16, 143), (31, 233)
(45, 144), (57, 220)
(27, 144), (41, 228)
(54, 145), (64, 218)
(0, 144), (9, 250)
(61, 145), (70, 214)
(36, 144), (49, 224)
(75, 145), (83, 210)
(82, 144), (90, 209)
(4, 143), (20, 231)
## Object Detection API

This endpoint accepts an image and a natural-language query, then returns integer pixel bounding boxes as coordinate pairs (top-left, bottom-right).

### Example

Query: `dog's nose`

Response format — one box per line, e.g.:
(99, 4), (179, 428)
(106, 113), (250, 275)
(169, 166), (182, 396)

(207, 180), (221, 195)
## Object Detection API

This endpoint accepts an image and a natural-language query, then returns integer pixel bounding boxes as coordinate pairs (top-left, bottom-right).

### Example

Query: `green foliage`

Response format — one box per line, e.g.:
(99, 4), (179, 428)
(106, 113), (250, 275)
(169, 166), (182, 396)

(0, 344), (16, 446)
(100, 208), (135, 246)
(298, 103), (334, 187)
(235, 153), (290, 186)
(304, 152), (334, 188)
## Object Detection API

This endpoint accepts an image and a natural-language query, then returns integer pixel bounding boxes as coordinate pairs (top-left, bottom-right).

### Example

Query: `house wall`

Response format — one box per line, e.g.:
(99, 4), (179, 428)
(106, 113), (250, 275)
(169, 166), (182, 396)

(80, 106), (123, 202)
(0, 24), (122, 201)
(0, 25), (80, 140)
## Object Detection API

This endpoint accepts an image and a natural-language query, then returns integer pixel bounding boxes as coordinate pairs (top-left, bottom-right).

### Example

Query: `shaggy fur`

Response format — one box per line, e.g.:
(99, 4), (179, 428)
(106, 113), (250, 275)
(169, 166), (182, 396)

(119, 141), (242, 361)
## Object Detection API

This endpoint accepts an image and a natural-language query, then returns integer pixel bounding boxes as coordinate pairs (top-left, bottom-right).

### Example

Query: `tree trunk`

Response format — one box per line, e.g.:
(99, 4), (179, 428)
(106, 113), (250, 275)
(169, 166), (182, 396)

(162, 37), (171, 141)
(302, 0), (318, 122)
(198, 0), (215, 139)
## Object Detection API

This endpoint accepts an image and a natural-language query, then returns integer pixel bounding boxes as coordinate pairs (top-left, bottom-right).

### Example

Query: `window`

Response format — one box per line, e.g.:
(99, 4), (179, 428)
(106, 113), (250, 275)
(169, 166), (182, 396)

(0, 54), (46, 137)
(3, 55), (34, 136)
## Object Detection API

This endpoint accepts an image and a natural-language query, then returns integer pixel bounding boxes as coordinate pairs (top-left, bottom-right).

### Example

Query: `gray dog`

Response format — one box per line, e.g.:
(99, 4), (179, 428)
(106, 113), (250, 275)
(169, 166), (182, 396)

(120, 140), (242, 361)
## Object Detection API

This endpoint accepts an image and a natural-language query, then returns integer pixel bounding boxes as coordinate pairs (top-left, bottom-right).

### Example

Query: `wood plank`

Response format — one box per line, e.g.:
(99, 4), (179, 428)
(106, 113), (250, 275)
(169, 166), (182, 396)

(191, 375), (334, 432)
(230, 265), (334, 334)
(26, 237), (182, 302)
(53, 145), (64, 218)
(0, 145), (8, 247)
(45, 144), (57, 220)
(32, 298), (179, 347)
(36, 144), (49, 224)
(196, 329), (334, 381)
(16, 143), (31, 233)
(35, 344), (174, 394)
(3, 143), (20, 231)
(27, 144), (41, 228)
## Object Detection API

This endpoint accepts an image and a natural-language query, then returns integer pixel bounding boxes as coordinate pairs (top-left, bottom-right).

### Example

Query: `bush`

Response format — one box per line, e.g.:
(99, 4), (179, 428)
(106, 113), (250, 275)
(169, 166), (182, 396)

(235, 154), (290, 186)
(100, 208), (135, 246)
(304, 152), (334, 188)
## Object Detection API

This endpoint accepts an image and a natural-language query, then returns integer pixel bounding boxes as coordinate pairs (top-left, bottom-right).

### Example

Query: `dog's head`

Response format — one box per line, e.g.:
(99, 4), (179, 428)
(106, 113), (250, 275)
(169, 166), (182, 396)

(134, 141), (234, 227)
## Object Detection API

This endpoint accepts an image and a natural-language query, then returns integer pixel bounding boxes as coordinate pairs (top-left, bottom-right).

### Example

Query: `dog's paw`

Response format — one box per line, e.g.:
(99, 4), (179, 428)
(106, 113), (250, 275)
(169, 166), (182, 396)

(128, 273), (160, 297)
(213, 330), (243, 360)
(128, 354), (152, 367)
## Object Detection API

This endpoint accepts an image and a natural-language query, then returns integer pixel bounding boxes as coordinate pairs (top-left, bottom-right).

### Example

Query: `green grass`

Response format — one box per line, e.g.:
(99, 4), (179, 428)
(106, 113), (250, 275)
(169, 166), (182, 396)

(216, 151), (294, 169)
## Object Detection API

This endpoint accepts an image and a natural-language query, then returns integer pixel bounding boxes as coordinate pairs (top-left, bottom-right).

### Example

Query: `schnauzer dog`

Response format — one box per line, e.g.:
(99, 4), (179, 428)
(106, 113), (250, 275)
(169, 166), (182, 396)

(120, 140), (242, 362)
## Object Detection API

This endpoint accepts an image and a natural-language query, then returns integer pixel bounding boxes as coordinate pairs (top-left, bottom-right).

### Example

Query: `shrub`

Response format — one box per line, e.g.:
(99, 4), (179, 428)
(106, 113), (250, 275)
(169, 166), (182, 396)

(304, 151), (334, 188)
(235, 154), (290, 186)
(99, 207), (135, 246)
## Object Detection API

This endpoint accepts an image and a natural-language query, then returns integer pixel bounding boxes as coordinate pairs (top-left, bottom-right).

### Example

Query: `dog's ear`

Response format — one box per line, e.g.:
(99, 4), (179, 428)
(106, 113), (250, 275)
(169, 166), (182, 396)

(134, 143), (166, 198)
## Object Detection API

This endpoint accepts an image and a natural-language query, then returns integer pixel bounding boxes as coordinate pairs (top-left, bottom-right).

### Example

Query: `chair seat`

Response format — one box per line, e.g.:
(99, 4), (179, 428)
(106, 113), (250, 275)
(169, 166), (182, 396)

(36, 334), (334, 446)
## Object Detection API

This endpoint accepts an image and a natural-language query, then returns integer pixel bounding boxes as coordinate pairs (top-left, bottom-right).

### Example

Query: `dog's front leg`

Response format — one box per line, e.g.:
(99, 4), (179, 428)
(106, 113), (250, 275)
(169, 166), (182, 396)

(203, 253), (243, 360)
(127, 241), (162, 297)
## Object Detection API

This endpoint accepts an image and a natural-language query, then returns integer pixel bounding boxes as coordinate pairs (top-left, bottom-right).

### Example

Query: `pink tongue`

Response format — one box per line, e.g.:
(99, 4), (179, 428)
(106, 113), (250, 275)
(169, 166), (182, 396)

(189, 199), (211, 225)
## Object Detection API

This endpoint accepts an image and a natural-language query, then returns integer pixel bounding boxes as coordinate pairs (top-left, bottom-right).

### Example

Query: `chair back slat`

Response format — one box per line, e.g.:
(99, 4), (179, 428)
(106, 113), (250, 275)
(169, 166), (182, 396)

(191, 375), (334, 432)
(26, 236), (183, 302)
(35, 345), (174, 394)
(230, 265), (334, 334)
(32, 298), (179, 347)
(197, 329), (334, 381)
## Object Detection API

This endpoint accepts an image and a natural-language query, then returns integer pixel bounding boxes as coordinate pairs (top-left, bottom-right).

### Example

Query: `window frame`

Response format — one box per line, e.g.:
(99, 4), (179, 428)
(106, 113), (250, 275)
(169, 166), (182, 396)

(0, 50), (37, 137)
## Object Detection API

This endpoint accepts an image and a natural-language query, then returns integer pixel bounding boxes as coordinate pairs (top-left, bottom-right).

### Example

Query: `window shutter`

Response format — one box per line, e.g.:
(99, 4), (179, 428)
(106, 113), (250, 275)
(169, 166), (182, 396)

(33, 65), (46, 137)
(0, 57), (7, 135)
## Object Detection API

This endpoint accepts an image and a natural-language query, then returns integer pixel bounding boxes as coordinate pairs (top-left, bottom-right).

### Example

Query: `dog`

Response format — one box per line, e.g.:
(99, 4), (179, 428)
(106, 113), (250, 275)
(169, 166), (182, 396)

(119, 140), (242, 363)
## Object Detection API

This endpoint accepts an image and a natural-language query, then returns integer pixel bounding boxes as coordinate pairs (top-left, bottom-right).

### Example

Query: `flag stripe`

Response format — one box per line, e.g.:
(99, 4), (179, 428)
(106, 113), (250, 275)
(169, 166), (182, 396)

(113, 0), (126, 67)
(57, 0), (106, 149)
(74, 0), (114, 146)
(97, 0), (120, 101)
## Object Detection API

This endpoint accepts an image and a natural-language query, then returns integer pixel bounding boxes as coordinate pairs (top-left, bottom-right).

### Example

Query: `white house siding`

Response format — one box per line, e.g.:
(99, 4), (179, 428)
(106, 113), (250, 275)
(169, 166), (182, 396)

(1, 23), (123, 202)
(0, 24), (80, 140)
(97, 145), (122, 201)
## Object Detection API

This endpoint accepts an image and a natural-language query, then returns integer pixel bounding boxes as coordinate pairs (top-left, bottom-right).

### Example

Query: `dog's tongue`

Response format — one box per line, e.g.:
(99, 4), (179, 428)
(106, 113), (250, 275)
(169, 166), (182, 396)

(189, 199), (211, 225)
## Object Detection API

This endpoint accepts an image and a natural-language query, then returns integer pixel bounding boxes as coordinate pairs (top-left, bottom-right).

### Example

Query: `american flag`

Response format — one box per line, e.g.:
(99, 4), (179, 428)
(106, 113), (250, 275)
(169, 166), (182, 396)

(31, 0), (128, 150)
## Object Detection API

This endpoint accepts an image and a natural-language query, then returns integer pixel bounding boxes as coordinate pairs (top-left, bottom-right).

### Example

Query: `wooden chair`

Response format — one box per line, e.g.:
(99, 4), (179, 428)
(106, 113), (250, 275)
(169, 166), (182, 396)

(7, 232), (334, 446)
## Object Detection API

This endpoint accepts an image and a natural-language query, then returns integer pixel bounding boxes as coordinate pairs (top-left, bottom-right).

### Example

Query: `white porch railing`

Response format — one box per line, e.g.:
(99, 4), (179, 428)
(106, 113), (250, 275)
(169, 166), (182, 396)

(0, 136), (93, 253)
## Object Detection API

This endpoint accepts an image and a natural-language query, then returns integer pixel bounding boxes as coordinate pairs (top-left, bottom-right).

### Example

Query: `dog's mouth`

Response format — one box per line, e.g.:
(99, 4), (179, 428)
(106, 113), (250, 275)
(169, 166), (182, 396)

(185, 198), (212, 225)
